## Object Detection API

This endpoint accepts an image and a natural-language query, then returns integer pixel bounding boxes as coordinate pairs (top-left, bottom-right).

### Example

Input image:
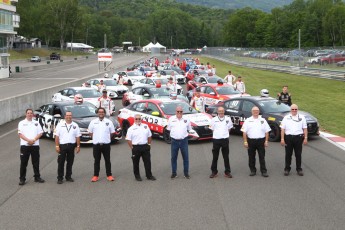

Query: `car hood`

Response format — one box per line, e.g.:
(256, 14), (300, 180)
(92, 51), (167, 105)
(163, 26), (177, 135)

(106, 85), (128, 91)
(264, 110), (318, 123)
(184, 113), (211, 126)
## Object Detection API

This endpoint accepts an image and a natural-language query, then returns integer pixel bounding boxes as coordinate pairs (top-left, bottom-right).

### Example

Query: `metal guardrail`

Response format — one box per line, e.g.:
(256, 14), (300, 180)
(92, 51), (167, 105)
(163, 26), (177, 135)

(203, 54), (345, 82)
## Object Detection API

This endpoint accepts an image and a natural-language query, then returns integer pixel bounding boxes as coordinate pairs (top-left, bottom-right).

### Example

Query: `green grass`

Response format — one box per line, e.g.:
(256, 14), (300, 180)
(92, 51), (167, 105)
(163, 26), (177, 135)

(199, 56), (345, 137)
(9, 48), (89, 60)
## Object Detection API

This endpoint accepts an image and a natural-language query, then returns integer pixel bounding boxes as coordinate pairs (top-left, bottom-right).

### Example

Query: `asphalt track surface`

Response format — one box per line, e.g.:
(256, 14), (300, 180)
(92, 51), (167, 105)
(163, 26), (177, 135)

(0, 57), (345, 230)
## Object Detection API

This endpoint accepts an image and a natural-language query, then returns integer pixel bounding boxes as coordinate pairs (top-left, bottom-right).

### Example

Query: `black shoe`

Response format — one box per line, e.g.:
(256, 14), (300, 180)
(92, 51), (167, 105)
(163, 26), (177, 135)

(224, 172), (233, 178)
(19, 180), (25, 186)
(147, 176), (156, 181)
(66, 178), (74, 182)
(262, 172), (269, 177)
(57, 180), (63, 184)
(297, 171), (304, 176)
(184, 174), (191, 179)
(171, 174), (178, 179)
(34, 177), (45, 183)
(284, 170), (290, 176)
(135, 176), (142, 181)
(249, 172), (256, 176)
(209, 172), (218, 178)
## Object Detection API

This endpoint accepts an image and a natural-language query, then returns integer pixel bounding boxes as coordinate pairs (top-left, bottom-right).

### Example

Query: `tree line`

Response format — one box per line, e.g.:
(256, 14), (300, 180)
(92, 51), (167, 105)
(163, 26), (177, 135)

(16, 0), (345, 49)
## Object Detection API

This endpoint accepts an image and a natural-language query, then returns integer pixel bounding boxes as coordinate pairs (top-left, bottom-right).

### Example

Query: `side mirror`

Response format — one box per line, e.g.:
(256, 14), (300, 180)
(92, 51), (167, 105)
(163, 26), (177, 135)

(151, 111), (160, 116)
(54, 114), (61, 118)
(143, 93), (150, 97)
(201, 81), (207, 84)
(209, 92), (216, 96)
(69, 95), (74, 99)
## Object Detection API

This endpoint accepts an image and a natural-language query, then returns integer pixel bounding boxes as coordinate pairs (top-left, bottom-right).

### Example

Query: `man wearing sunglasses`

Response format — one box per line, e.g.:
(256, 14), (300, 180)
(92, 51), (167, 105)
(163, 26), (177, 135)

(167, 106), (192, 179)
(280, 104), (308, 176)
(126, 114), (156, 181)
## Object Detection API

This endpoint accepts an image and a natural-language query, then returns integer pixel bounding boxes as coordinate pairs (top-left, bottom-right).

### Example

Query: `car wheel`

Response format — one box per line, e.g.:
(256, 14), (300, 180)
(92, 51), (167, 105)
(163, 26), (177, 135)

(127, 80), (132, 86)
(122, 120), (130, 136)
(163, 127), (171, 144)
(269, 123), (281, 142)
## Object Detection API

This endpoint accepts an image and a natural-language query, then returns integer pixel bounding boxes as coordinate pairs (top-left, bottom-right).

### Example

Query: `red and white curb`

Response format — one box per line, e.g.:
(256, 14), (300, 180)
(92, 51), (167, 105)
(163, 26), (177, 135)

(319, 131), (345, 151)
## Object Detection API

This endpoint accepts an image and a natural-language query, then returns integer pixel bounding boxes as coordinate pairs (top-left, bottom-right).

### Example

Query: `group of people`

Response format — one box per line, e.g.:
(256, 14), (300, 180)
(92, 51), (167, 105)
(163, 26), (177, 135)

(18, 98), (307, 185)
(224, 70), (246, 93)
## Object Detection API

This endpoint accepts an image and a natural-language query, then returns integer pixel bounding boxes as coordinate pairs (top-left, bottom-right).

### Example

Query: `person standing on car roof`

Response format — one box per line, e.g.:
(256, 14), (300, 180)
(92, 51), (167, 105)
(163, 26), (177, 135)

(241, 106), (271, 177)
(88, 107), (116, 182)
(126, 114), (156, 182)
(98, 89), (115, 117)
(234, 76), (246, 93)
(280, 104), (307, 176)
(54, 111), (81, 184)
(18, 109), (45, 185)
(277, 85), (292, 106)
(209, 106), (234, 179)
(167, 106), (192, 179)
(190, 88), (206, 113)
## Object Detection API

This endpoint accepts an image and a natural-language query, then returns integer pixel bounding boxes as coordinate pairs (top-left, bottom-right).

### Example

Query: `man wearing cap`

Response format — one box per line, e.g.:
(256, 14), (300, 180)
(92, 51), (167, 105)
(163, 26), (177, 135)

(166, 77), (176, 92)
(54, 111), (81, 184)
(88, 107), (116, 182)
(190, 88), (206, 113)
(98, 89), (115, 117)
(280, 104), (307, 176)
(234, 76), (246, 93)
(18, 109), (45, 185)
(241, 106), (271, 177)
(126, 114), (156, 181)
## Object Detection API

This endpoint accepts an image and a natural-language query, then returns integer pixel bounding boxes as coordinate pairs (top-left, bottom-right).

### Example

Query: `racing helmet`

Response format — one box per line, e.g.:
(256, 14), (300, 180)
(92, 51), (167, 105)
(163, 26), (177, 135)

(260, 89), (269, 97)
(74, 94), (84, 104)
(156, 80), (162, 88)
(169, 92), (177, 100)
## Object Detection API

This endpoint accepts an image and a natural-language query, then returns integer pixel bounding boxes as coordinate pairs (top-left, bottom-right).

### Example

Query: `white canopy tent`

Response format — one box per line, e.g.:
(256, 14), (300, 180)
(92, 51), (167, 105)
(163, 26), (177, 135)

(153, 42), (166, 52)
(66, 43), (94, 51)
(142, 42), (155, 52)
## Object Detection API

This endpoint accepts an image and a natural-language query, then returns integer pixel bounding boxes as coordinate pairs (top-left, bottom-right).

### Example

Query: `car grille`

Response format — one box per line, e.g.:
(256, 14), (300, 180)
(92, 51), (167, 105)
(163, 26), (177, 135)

(307, 122), (319, 134)
(193, 125), (213, 138)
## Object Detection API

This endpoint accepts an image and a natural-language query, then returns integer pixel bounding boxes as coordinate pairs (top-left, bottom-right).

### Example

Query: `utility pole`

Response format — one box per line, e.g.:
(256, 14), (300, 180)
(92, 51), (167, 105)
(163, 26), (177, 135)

(298, 29), (301, 67)
(104, 34), (107, 48)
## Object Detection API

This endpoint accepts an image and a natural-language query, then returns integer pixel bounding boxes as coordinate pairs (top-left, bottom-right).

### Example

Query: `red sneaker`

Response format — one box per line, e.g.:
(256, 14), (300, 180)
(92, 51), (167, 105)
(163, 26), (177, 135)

(91, 176), (99, 182)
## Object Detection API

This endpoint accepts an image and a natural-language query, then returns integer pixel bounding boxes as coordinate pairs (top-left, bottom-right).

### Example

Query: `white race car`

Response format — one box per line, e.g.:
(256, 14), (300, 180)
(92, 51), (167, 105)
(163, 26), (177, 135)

(118, 99), (213, 143)
(158, 70), (186, 84)
(85, 78), (129, 98)
(52, 87), (101, 107)
(112, 71), (145, 86)
(133, 77), (184, 95)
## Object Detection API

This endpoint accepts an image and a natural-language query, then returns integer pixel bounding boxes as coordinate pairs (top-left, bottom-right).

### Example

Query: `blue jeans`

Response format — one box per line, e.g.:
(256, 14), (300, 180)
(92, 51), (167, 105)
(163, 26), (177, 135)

(171, 137), (189, 175)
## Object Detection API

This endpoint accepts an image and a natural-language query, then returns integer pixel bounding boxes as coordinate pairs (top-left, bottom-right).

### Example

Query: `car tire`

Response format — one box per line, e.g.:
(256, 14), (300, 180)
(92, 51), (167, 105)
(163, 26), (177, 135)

(163, 127), (171, 144)
(122, 120), (130, 137)
(269, 123), (281, 142)
(127, 80), (132, 86)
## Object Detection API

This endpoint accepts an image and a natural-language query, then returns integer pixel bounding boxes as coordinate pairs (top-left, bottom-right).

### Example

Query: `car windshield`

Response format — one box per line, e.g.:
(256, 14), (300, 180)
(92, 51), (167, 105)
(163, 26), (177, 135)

(198, 70), (208, 75)
(144, 67), (152, 71)
(102, 80), (118, 86)
(148, 87), (170, 96)
(159, 102), (197, 115)
(62, 104), (97, 118)
(154, 79), (168, 84)
(127, 71), (141, 76)
(216, 86), (240, 95)
(258, 100), (291, 113)
(76, 89), (101, 98)
(207, 77), (223, 83)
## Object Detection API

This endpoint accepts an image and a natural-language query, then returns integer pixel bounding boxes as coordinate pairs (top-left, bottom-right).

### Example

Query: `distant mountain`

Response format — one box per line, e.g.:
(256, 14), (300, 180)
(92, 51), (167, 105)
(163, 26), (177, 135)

(175, 0), (294, 12)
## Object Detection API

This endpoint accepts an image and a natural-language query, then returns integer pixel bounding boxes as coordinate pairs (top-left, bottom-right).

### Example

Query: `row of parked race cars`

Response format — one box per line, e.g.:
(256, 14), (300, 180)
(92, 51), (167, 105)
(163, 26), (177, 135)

(34, 57), (320, 145)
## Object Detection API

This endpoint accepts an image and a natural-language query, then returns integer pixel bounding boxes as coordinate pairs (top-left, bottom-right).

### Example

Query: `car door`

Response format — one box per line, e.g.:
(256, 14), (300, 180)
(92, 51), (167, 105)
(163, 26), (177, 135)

(224, 99), (242, 131)
(142, 102), (164, 134)
(202, 86), (217, 106)
(129, 87), (144, 102)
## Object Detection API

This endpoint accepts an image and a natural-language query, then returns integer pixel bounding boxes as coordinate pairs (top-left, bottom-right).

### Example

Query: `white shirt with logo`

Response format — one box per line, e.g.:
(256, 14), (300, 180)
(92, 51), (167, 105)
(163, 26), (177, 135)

(241, 116), (271, 139)
(281, 113), (307, 135)
(55, 121), (81, 144)
(167, 115), (191, 140)
(18, 119), (43, 146)
(126, 123), (152, 145)
(88, 118), (115, 144)
(190, 96), (205, 112)
(210, 116), (233, 139)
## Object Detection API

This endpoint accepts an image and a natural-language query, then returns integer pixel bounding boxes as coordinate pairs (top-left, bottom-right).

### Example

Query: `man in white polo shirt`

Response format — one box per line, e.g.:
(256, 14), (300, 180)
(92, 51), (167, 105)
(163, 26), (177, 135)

(280, 104), (308, 176)
(18, 109), (45, 185)
(126, 114), (156, 181)
(209, 106), (234, 178)
(54, 111), (81, 184)
(167, 106), (192, 179)
(241, 106), (271, 177)
(88, 107), (115, 182)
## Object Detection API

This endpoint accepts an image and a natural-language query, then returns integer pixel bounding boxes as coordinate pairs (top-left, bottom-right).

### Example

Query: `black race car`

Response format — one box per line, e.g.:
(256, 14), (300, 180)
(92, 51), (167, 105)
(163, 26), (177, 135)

(206, 96), (319, 142)
(34, 101), (122, 144)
